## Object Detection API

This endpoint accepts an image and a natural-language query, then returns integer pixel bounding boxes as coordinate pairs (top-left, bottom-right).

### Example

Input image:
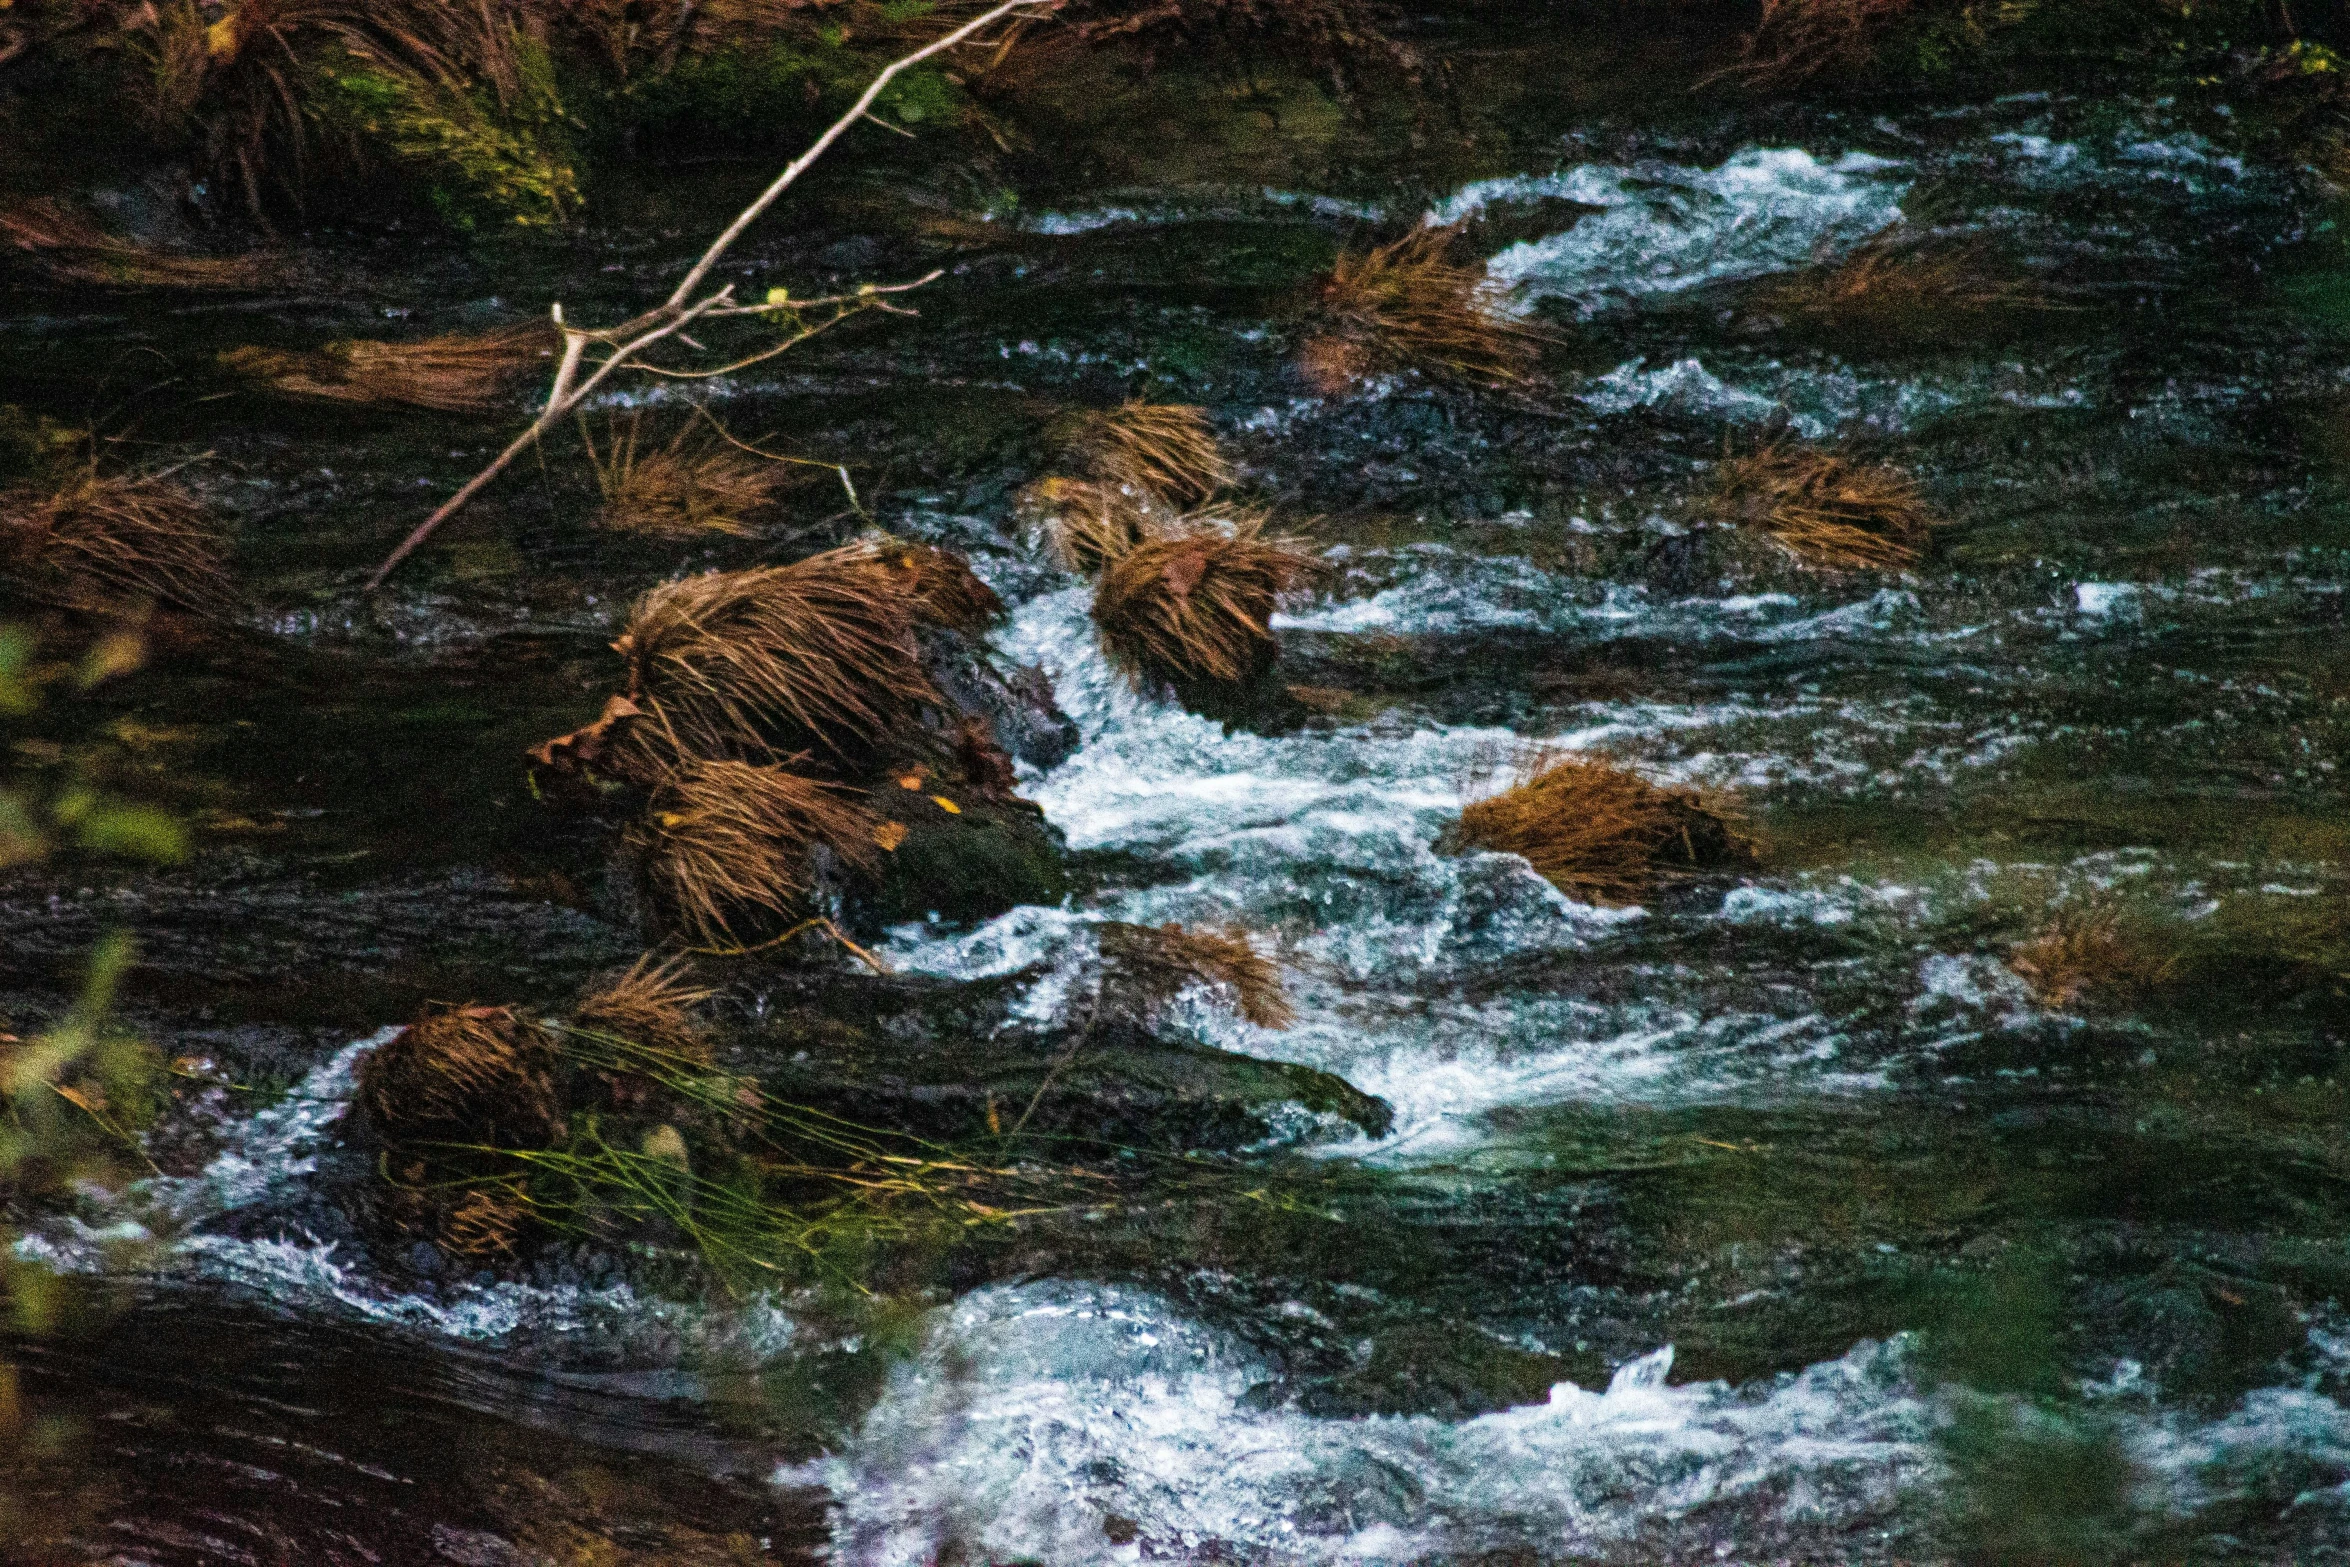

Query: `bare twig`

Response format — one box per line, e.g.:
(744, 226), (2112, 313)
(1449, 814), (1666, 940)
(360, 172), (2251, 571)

(365, 0), (1055, 590)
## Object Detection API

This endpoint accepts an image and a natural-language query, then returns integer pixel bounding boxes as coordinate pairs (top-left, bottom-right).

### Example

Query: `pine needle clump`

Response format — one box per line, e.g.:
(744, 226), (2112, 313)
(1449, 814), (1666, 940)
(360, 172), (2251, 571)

(1705, 0), (1916, 89)
(357, 1003), (563, 1150)
(612, 546), (942, 768)
(221, 324), (553, 414)
(2008, 905), (2179, 1012)
(1017, 475), (1171, 576)
(1092, 514), (1321, 692)
(1749, 232), (2061, 341)
(1708, 439), (1938, 572)
(0, 468), (232, 616)
(583, 413), (786, 538)
(573, 954), (716, 1061)
(627, 759), (882, 948)
(1444, 753), (1753, 907)
(1303, 224), (1550, 393)
(1098, 920), (1296, 1029)
(1051, 401), (1232, 504)
(884, 540), (1007, 637)
(0, 199), (274, 289)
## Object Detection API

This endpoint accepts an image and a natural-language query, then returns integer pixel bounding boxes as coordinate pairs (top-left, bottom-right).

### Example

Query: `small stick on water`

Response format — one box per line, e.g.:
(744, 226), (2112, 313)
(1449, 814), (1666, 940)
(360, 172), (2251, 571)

(364, 0), (1056, 591)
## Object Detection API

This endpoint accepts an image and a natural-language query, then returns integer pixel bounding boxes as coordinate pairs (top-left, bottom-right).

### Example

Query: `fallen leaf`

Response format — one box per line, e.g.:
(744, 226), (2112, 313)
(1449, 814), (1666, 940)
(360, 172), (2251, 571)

(873, 820), (908, 851)
(930, 796), (962, 815)
(1162, 546), (1209, 601)
(898, 775), (923, 791)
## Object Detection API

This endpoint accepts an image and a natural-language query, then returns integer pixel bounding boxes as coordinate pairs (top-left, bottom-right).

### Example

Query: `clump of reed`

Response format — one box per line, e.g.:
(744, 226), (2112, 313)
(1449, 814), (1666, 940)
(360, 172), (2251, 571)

(626, 759), (883, 948)
(1017, 475), (1172, 576)
(123, 0), (577, 227)
(357, 1003), (564, 1150)
(573, 953), (715, 1061)
(0, 200), (274, 289)
(355, 966), (1091, 1283)
(1091, 512), (1321, 693)
(1050, 401), (1232, 505)
(1442, 752), (1752, 907)
(611, 543), (943, 768)
(1748, 232), (2063, 340)
(1706, 438), (1938, 572)
(1302, 224), (1549, 392)
(1098, 920), (1295, 1029)
(221, 324), (554, 414)
(2008, 905), (2179, 1011)
(883, 540), (1006, 637)
(0, 466), (231, 615)
(1705, 0), (1915, 89)
(581, 413), (787, 538)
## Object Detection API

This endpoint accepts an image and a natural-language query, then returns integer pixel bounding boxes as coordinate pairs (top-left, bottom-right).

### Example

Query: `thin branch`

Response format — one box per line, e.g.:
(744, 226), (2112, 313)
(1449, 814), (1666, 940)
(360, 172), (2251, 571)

(363, 0), (1054, 591)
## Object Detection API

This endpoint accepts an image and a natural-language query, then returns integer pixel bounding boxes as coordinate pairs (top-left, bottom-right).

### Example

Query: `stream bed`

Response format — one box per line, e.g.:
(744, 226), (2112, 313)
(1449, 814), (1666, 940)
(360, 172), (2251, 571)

(7, 20), (2350, 1566)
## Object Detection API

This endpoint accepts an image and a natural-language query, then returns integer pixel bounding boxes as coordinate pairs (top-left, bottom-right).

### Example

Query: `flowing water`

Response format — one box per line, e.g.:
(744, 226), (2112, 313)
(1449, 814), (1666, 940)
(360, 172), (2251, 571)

(8, 31), (2350, 1566)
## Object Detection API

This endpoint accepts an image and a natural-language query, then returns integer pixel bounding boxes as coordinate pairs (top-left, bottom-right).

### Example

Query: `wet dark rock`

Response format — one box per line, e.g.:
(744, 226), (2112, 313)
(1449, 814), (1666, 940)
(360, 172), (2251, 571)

(1299, 1319), (1576, 1419)
(917, 625), (1080, 771)
(728, 968), (1392, 1151)
(846, 790), (1069, 933)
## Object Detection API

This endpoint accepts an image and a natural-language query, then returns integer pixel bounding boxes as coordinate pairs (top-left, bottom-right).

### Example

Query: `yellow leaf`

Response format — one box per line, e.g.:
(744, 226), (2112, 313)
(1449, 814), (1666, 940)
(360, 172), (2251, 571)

(53, 1082), (102, 1115)
(930, 796), (961, 815)
(872, 820), (908, 852)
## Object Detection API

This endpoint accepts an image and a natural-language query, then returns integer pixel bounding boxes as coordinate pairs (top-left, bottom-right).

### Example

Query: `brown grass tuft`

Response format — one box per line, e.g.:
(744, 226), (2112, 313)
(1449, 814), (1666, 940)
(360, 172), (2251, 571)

(582, 413), (785, 537)
(1748, 232), (2061, 338)
(358, 1003), (562, 1149)
(628, 760), (882, 948)
(1707, 439), (1937, 572)
(0, 468), (232, 615)
(573, 954), (715, 1061)
(221, 324), (553, 414)
(1444, 753), (1752, 907)
(613, 545), (940, 767)
(1017, 476), (1172, 576)
(1707, 0), (1915, 89)
(1092, 514), (1320, 692)
(0, 199), (274, 289)
(1051, 401), (1232, 504)
(1098, 921), (1295, 1029)
(2008, 905), (2179, 1011)
(882, 541), (1007, 636)
(1309, 224), (1550, 390)
(442, 1188), (526, 1257)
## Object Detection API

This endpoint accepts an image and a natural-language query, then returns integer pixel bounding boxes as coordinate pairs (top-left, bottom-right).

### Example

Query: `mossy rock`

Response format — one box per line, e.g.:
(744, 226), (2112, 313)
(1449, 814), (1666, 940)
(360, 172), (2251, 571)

(732, 970), (1392, 1151)
(848, 790), (1069, 933)
(1296, 1319), (1593, 1419)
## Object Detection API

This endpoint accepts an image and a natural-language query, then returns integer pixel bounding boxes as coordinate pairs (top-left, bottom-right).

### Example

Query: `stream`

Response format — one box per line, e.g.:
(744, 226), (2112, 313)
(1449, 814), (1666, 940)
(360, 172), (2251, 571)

(7, 19), (2350, 1565)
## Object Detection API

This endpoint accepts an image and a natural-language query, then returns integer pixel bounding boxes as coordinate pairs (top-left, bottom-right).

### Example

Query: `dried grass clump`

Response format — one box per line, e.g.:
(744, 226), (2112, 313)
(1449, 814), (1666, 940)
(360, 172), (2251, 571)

(1708, 440), (1937, 572)
(1092, 516), (1320, 691)
(358, 1003), (562, 1148)
(582, 414), (785, 538)
(0, 200), (274, 289)
(0, 468), (232, 615)
(1750, 233), (2060, 337)
(884, 541), (1007, 636)
(1306, 224), (1549, 391)
(1017, 476), (1170, 576)
(573, 954), (715, 1061)
(1052, 402), (1231, 504)
(1445, 753), (1752, 907)
(1707, 0), (1915, 89)
(613, 546), (940, 765)
(628, 760), (882, 947)
(1098, 921), (1295, 1029)
(221, 324), (553, 414)
(2008, 906), (2179, 1011)
(443, 1188), (527, 1256)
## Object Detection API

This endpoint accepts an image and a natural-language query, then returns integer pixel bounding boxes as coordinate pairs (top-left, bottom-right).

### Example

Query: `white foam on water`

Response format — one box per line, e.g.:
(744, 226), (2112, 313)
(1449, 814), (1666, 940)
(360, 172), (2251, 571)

(800, 1279), (1933, 1566)
(17, 1029), (805, 1359)
(1439, 148), (1906, 315)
